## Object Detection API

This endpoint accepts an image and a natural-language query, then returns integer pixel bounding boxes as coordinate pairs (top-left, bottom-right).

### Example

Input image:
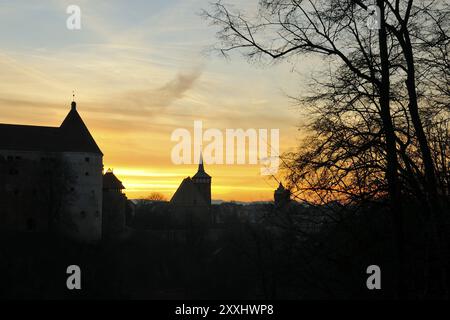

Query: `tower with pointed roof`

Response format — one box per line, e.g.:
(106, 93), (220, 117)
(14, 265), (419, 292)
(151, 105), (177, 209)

(0, 100), (104, 242)
(169, 153), (212, 229)
(191, 153), (212, 206)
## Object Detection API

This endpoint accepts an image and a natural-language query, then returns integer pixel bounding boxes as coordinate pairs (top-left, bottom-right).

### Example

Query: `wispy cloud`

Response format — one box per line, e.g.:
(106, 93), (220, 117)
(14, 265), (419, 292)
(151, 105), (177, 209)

(119, 68), (203, 113)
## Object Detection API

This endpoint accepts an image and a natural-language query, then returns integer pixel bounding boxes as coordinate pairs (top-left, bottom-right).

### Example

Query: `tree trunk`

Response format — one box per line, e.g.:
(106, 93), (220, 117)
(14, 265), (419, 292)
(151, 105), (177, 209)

(377, 0), (405, 298)
(397, 28), (449, 297)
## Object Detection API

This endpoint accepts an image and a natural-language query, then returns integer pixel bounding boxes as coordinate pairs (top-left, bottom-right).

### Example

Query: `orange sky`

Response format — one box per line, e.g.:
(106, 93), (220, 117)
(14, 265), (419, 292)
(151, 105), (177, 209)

(0, 0), (319, 201)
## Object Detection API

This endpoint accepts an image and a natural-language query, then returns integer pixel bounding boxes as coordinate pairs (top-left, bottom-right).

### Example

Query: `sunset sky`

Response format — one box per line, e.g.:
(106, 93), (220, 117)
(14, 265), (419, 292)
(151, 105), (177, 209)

(0, 0), (317, 201)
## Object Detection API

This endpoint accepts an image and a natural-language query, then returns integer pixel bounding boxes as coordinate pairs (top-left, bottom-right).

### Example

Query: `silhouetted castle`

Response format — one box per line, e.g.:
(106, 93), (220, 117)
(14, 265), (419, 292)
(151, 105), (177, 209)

(170, 154), (212, 226)
(0, 101), (127, 242)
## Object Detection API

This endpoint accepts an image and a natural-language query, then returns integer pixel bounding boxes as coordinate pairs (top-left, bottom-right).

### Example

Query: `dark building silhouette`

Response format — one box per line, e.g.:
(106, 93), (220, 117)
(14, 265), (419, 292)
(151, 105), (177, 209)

(170, 155), (212, 227)
(0, 101), (103, 241)
(274, 182), (291, 208)
(191, 154), (212, 205)
(102, 169), (127, 239)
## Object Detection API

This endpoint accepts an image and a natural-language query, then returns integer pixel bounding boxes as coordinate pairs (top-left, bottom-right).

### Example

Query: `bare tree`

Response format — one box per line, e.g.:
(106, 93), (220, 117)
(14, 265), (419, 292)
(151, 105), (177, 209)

(146, 192), (167, 202)
(203, 0), (450, 297)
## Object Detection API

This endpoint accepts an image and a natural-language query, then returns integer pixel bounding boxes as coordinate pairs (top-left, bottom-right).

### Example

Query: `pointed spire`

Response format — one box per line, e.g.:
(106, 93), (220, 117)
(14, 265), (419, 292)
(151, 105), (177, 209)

(193, 151), (211, 179)
(198, 152), (205, 173)
(71, 91), (76, 110)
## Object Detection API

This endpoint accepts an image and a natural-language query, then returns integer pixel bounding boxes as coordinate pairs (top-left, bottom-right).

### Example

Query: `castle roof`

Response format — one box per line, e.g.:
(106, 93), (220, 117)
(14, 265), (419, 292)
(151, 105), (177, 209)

(0, 124), (60, 152)
(0, 101), (102, 155)
(103, 170), (125, 190)
(170, 177), (208, 206)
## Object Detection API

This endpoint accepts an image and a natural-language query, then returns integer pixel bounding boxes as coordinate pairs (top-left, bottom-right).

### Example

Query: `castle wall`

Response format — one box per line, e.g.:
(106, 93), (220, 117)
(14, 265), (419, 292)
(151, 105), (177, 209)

(61, 152), (103, 242)
(192, 176), (211, 206)
(0, 150), (50, 233)
(102, 189), (126, 239)
(0, 150), (103, 242)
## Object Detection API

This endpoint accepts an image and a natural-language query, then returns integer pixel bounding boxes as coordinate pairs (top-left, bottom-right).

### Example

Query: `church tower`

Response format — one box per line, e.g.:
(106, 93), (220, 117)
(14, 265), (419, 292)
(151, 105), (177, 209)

(192, 153), (211, 205)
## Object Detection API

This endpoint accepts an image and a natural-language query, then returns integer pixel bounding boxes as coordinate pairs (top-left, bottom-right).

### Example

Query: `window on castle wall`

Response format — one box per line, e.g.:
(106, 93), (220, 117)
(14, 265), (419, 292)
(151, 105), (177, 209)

(95, 211), (100, 218)
(85, 172), (89, 176)
(85, 157), (90, 162)
(80, 211), (86, 219)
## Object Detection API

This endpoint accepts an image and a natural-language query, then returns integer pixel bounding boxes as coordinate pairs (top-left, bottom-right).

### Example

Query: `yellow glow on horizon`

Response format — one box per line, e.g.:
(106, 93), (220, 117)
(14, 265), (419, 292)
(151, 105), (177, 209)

(110, 169), (275, 201)
(109, 168), (191, 178)
(110, 165), (278, 201)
